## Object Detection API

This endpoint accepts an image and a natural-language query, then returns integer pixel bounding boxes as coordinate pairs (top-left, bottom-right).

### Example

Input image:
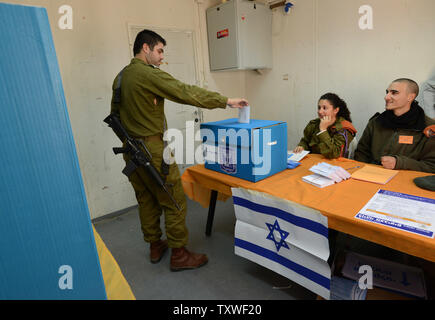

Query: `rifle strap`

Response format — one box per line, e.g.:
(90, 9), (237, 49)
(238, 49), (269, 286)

(113, 66), (127, 104)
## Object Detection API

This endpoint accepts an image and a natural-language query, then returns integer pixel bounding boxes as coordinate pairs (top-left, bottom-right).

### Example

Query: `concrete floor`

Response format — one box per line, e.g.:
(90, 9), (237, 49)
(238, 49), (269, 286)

(93, 197), (317, 300)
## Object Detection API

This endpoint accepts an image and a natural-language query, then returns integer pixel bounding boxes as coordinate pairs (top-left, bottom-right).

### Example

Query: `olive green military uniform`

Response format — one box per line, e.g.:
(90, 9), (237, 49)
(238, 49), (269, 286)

(297, 117), (356, 159)
(111, 58), (227, 248)
(354, 113), (435, 173)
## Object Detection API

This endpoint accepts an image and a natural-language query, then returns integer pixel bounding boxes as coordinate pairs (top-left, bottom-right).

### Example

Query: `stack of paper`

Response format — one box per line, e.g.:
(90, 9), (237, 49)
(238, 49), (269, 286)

(302, 174), (336, 188)
(309, 162), (351, 182)
(351, 165), (398, 184)
(302, 162), (351, 188)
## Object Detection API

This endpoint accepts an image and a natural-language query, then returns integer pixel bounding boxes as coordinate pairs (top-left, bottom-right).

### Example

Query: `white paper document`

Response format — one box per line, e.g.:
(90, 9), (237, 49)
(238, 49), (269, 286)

(302, 162), (351, 187)
(309, 162), (351, 183)
(287, 150), (310, 162)
(355, 189), (435, 238)
(302, 174), (335, 188)
(238, 106), (250, 124)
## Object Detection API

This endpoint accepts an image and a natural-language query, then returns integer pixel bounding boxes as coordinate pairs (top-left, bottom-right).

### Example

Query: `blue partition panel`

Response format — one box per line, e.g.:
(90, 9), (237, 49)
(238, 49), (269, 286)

(0, 3), (107, 299)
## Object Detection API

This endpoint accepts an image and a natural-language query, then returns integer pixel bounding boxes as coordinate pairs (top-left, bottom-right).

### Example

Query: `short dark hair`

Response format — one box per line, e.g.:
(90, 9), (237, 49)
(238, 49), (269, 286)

(392, 78), (419, 97)
(319, 93), (352, 122)
(133, 29), (166, 56)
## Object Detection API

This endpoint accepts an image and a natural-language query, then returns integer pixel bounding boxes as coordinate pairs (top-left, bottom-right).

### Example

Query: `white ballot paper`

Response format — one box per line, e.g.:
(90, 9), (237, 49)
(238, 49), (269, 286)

(355, 189), (435, 238)
(302, 174), (335, 188)
(238, 106), (250, 124)
(309, 162), (351, 183)
(288, 150), (310, 162)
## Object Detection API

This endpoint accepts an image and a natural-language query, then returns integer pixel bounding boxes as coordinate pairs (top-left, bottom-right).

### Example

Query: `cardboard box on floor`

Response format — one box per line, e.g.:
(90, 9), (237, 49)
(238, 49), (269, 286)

(318, 249), (428, 300)
(317, 286), (416, 300)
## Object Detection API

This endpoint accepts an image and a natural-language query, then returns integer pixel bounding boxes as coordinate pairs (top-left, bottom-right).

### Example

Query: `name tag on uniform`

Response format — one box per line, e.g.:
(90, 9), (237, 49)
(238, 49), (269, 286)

(399, 135), (413, 144)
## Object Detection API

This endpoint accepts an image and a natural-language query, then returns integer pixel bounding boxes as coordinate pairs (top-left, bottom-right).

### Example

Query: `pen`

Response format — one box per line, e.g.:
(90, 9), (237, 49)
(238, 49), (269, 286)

(345, 166), (361, 171)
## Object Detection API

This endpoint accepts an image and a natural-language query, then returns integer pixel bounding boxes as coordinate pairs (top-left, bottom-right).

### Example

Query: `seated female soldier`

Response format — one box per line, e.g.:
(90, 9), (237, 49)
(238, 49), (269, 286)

(293, 93), (357, 159)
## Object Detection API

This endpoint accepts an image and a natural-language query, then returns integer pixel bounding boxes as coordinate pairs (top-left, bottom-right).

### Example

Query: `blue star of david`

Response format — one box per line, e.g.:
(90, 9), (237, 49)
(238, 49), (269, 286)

(266, 220), (290, 252)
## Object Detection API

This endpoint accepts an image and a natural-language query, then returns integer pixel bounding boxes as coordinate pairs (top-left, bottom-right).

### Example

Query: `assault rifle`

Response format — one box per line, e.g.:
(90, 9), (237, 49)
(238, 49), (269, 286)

(104, 114), (181, 211)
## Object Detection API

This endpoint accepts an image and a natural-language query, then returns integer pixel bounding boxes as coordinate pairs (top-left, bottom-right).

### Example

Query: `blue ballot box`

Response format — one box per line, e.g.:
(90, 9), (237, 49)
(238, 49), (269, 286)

(200, 119), (287, 182)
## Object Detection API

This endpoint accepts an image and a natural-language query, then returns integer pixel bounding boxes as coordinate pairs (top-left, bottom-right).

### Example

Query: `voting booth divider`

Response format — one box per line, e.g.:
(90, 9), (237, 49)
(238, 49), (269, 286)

(0, 3), (133, 299)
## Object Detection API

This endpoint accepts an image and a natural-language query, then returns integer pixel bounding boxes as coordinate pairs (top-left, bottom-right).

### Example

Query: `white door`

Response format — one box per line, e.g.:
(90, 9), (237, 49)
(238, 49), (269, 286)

(128, 25), (202, 172)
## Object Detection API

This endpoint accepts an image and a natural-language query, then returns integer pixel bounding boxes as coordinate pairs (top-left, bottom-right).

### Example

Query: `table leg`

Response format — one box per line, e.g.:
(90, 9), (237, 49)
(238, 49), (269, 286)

(328, 229), (339, 266)
(205, 190), (218, 236)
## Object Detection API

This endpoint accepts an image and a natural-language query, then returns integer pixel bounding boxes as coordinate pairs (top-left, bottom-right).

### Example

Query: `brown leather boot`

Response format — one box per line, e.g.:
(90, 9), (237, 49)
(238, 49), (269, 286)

(150, 239), (168, 263)
(170, 247), (208, 271)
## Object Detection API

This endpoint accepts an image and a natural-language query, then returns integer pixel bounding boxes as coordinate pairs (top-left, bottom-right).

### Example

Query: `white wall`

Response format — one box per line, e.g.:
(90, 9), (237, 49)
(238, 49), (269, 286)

(247, 0), (435, 149)
(5, 0), (245, 219)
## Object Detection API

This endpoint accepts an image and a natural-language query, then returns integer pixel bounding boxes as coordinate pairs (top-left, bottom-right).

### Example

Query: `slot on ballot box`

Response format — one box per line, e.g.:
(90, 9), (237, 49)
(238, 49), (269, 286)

(200, 118), (287, 182)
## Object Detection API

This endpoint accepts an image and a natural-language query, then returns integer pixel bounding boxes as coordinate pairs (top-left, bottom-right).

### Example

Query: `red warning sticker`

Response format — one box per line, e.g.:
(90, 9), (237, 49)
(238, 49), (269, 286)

(217, 29), (229, 39)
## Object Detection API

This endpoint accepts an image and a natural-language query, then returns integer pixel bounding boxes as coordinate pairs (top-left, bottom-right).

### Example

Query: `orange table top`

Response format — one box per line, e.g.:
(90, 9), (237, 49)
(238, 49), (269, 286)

(181, 154), (435, 262)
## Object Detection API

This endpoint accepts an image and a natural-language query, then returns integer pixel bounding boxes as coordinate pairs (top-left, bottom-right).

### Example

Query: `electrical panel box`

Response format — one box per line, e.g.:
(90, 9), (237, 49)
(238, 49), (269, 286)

(206, 0), (272, 71)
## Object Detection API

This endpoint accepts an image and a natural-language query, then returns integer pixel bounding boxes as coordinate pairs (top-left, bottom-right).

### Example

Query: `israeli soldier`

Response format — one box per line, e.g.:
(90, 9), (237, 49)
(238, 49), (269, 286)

(111, 29), (248, 271)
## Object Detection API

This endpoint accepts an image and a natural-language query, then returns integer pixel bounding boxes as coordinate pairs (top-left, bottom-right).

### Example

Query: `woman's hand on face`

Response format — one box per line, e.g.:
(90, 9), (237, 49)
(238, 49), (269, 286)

(319, 115), (335, 131)
(293, 146), (305, 153)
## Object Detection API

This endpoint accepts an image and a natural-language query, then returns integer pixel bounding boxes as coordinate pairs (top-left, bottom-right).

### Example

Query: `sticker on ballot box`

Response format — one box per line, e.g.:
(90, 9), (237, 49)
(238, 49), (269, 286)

(219, 145), (237, 174)
(203, 144), (217, 163)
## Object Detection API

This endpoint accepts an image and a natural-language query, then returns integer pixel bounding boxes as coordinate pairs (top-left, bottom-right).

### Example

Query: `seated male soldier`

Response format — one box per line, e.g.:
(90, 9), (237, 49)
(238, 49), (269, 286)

(354, 78), (435, 173)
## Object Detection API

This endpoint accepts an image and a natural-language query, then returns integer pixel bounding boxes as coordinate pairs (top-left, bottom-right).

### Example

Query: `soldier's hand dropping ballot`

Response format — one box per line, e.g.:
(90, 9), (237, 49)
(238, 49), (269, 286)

(227, 98), (249, 108)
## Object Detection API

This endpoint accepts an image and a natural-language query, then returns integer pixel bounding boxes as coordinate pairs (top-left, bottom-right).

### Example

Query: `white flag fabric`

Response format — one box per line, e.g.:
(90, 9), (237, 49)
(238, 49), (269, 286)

(232, 187), (331, 299)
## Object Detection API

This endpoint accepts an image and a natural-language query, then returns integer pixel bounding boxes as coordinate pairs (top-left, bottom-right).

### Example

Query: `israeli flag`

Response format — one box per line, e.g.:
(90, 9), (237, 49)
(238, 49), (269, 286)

(232, 188), (331, 299)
